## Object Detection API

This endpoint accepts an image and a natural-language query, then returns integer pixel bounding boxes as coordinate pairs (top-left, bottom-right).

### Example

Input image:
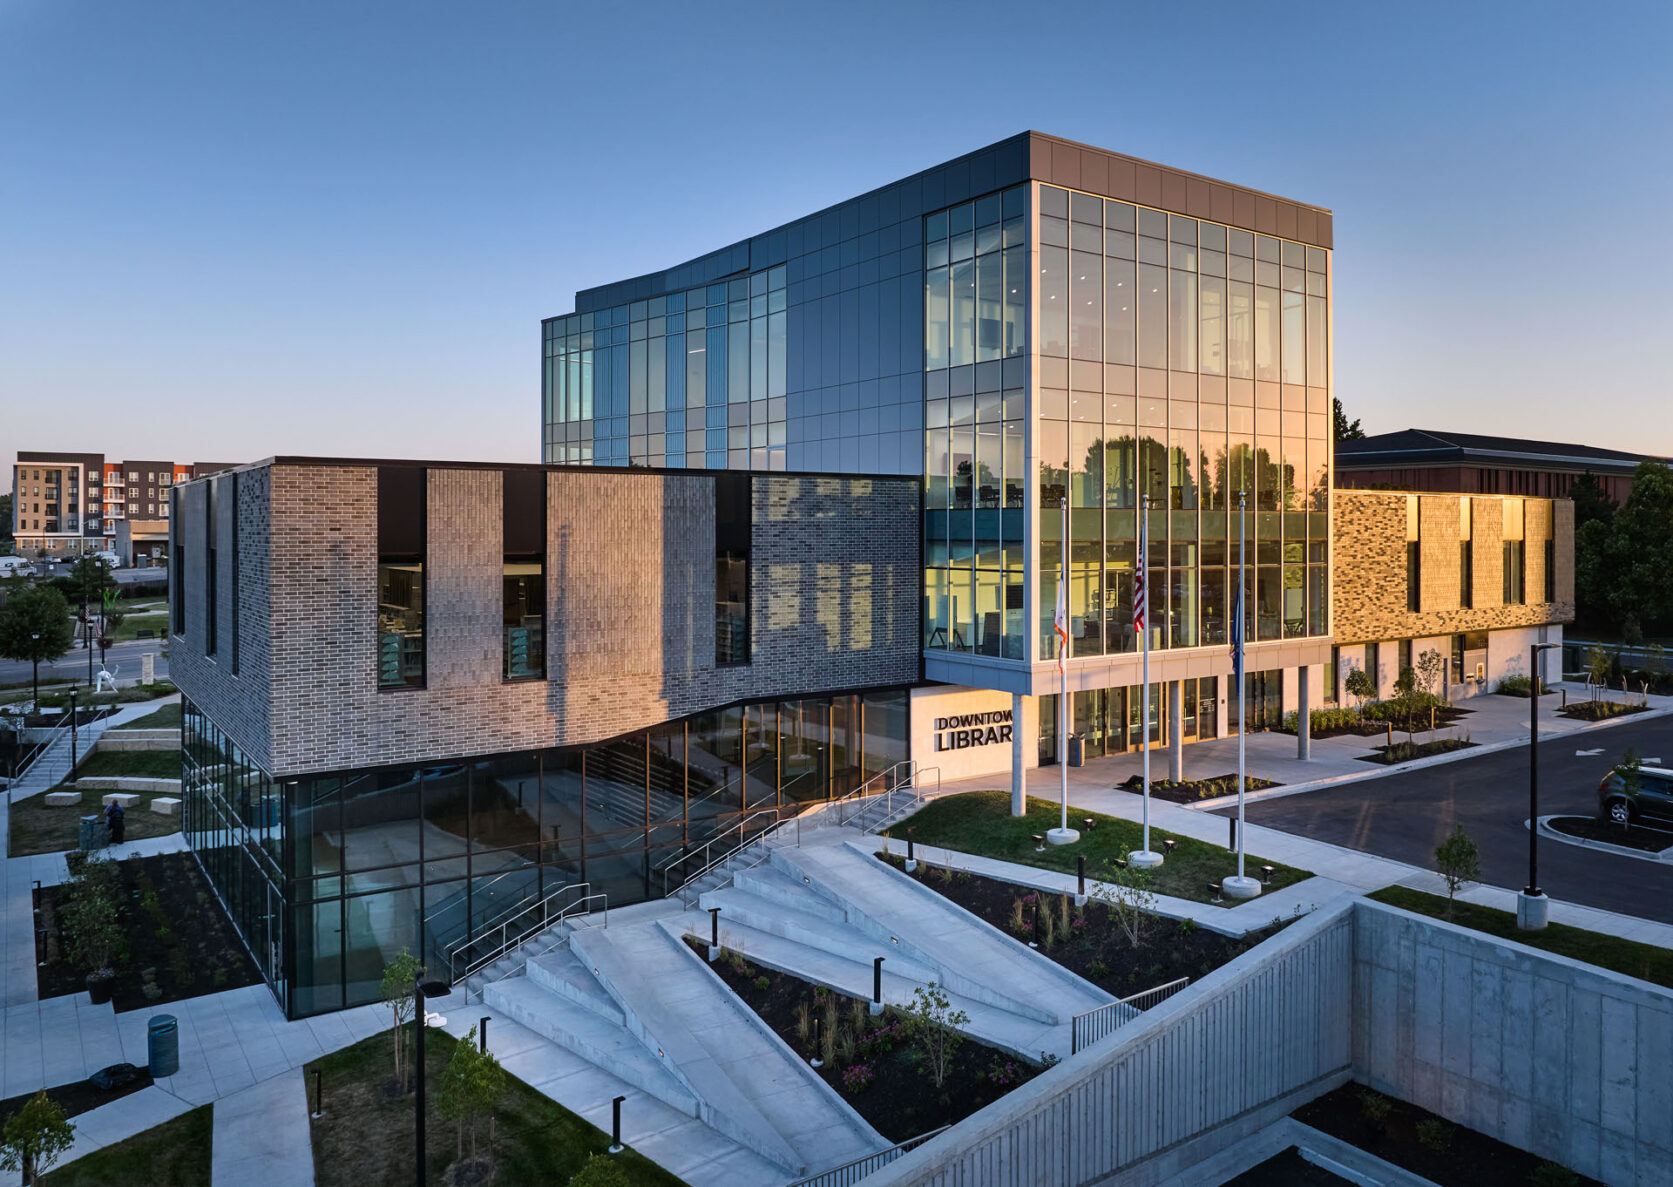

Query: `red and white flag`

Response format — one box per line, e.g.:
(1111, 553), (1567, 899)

(1054, 578), (1069, 674)
(1133, 544), (1147, 638)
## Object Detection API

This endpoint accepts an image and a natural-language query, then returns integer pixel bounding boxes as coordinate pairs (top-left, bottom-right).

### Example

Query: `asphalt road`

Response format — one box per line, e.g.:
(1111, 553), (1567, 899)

(1221, 715), (1673, 924)
(0, 637), (171, 688)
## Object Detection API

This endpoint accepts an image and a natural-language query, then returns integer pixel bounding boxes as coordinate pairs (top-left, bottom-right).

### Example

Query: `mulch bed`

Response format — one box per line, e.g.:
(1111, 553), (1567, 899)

(684, 936), (1044, 1144)
(36, 852), (262, 1011)
(1548, 815), (1673, 853)
(0, 1067), (154, 1129)
(1224, 1146), (1354, 1185)
(878, 855), (1289, 1000)
(1117, 772), (1281, 804)
(1279, 705), (1471, 740)
(1560, 701), (1650, 722)
(1294, 1082), (1599, 1187)
(1355, 739), (1477, 766)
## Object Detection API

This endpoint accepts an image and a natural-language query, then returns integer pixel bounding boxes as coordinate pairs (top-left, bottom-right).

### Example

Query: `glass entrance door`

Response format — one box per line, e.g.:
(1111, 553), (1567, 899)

(1235, 671), (1283, 732)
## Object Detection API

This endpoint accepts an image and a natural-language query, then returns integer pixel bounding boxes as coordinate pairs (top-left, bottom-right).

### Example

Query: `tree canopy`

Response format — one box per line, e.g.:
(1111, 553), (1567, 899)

(0, 583), (75, 667)
(1574, 461), (1673, 641)
(1333, 398), (1364, 441)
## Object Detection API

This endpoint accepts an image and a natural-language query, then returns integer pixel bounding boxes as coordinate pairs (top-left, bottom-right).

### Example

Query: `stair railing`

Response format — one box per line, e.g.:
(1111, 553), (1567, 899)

(446, 881), (606, 986)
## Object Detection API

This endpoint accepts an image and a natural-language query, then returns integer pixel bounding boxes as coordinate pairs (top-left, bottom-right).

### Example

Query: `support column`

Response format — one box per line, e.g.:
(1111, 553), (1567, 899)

(1168, 681), (1183, 782)
(1011, 692), (1025, 817)
(1297, 666), (1311, 760)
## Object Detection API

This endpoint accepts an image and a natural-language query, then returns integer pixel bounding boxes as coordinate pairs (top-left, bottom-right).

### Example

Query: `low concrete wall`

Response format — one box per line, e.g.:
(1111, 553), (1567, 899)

(94, 732), (177, 751)
(862, 898), (1356, 1186)
(1354, 898), (1673, 1185)
(74, 777), (181, 794)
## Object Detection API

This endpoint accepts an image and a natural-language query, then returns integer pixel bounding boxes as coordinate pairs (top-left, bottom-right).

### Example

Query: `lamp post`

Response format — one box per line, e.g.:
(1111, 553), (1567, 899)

(413, 976), (452, 1185)
(68, 688), (78, 786)
(1518, 642), (1560, 931)
(29, 631), (41, 711)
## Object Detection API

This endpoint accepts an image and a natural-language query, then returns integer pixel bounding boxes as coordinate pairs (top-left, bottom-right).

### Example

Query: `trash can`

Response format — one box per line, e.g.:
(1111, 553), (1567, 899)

(1068, 735), (1084, 767)
(78, 815), (108, 852)
(147, 1015), (179, 1078)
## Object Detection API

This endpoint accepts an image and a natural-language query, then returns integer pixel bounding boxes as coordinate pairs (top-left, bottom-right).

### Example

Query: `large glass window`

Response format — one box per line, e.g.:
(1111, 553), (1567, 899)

(377, 562), (425, 688)
(503, 559), (545, 679)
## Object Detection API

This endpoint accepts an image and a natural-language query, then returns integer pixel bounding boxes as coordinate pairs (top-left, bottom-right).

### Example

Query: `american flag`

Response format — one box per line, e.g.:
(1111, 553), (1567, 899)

(1054, 578), (1068, 675)
(1133, 529), (1147, 637)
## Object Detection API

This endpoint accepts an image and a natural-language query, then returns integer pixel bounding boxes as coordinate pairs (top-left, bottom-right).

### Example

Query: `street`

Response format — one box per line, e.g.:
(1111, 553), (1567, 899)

(1223, 715), (1673, 923)
(0, 637), (170, 687)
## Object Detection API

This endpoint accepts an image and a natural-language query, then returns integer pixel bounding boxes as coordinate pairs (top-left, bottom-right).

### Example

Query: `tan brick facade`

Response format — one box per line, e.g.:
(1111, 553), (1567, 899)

(1332, 489), (1574, 646)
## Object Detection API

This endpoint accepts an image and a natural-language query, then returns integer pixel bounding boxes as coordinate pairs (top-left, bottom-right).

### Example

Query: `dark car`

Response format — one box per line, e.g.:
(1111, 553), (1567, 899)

(1597, 765), (1673, 825)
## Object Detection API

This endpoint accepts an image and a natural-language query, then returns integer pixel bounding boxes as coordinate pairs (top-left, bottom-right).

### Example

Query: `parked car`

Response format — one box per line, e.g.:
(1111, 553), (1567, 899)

(0, 556), (34, 578)
(1598, 764), (1673, 825)
(94, 550), (122, 569)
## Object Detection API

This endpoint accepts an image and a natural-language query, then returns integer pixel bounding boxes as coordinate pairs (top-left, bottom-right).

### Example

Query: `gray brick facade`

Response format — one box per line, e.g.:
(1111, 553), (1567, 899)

(171, 460), (920, 778)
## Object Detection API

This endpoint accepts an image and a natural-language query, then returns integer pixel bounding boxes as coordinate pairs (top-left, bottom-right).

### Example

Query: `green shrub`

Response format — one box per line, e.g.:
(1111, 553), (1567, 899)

(1415, 1117), (1452, 1151)
(1531, 1162), (1579, 1187)
(568, 1153), (630, 1187)
(1497, 674), (1534, 696)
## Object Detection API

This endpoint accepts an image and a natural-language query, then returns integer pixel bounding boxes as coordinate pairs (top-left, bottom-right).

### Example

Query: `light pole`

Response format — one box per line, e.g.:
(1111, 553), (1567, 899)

(1518, 642), (1560, 931)
(68, 688), (78, 786)
(29, 631), (41, 711)
(413, 976), (452, 1185)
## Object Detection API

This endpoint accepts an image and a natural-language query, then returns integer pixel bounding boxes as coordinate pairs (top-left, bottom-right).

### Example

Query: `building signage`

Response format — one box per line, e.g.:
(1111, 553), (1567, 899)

(934, 710), (1013, 751)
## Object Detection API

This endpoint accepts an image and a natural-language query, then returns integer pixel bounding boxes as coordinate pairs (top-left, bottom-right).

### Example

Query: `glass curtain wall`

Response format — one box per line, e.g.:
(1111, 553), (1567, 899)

(1025, 185), (1331, 661)
(186, 690), (909, 1018)
(922, 184), (1030, 657)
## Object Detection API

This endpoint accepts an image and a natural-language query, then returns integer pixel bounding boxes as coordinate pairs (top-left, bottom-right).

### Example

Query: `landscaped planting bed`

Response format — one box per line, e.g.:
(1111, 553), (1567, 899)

(1547, 814), (1673, 853)
(1116, 771), (1280, 804)
(878, 854), (1292, 998)
(0, 1069), (154, 1131)
(1225, 1146), (1355, 1185)
(888, 792), (1311, 904)
(306, 1029), (682, 1187)
(1354, 737), (1477, 766)
(1560, 700), (1650, 722)
(1369, 886), (1673, 990)
(41, 1104), (213, 1187)
(1278, 701), (1470, 740)
(36, 852), (261, 1009)
(686, 937), (1043, 1143)
(1293, 1083), (1596, 1187)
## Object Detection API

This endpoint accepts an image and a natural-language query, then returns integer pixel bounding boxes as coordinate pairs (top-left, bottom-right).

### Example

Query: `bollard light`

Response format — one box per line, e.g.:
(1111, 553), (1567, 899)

(609, 1094), (626, 1154)
(871, 957), (885, 1016)
(311, 1068), (324, 1119)
(1260, 865), (1275, 885)
(1083, 816), (1096, 831)
(479, 1016), (489, 1052)
(1162, 838), (1176, 856)
(1032, 833), (1045, 853)
(707, 906), (721, 961)
(810, 1014), (823, 1067)
(1207, 881), (1222, 904)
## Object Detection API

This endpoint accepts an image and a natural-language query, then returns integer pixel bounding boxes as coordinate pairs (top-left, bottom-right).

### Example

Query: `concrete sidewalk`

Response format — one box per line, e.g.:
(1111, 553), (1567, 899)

(212, 1070), (315, 1187)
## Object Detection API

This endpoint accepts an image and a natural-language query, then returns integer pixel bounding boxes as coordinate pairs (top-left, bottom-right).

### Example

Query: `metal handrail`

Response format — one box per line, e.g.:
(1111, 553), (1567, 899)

(445, 880), (605, 985)
(7, 710), (77, 799)
(655, 805), (795, 901)
(831, 759), (916, 819)
(422, 861), (535, 930)
(788, 1125), (952, 1187)
(1070, 975), (1191, 1054)
(833, 762), (941, 830)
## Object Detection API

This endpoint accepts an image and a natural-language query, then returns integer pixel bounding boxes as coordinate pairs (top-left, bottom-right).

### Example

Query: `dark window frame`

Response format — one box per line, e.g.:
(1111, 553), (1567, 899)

(377, 467), (427, 691)
(1406, 540), (1420, 613)
(230, 473), (240, 676)
(1544, 538), (1555, 603)
(1459, 540), (1473, 610)
(205, 479), (218, 658)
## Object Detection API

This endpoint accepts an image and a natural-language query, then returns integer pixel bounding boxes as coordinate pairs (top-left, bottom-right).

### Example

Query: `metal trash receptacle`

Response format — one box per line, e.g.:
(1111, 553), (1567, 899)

(1068, 735), (1084, 767)
(147, 1014), (179, 1078)
(78, 816), (108, 851)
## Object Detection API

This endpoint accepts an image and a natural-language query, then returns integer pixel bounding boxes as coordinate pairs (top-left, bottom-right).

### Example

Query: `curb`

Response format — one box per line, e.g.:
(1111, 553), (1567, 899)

(1184, 703), (1673, 812)
(1534, 814), (1673, 864)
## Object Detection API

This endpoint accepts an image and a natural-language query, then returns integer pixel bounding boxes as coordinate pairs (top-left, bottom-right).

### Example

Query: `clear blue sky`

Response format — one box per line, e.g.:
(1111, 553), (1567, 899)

(3, 0), (1669, 479)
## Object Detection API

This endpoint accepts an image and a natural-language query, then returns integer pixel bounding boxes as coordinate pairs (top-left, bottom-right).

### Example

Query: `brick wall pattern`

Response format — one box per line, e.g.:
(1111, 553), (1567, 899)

(1332, 489), (1574, 646)
(172, 463), (920, 778)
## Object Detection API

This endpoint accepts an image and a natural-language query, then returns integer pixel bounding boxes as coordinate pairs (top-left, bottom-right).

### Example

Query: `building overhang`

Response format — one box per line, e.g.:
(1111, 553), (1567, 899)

(924, 637), (1334, 698)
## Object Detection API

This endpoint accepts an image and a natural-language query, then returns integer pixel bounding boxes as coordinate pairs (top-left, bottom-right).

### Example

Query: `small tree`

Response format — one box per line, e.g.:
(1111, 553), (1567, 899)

(1434, 825), (1481, 918)
(1093, 863), (1157, 948)
(570, 1154), (631, 1187)
(0, 584), (75, 705)
(437, 1026), (506, 1159)
(0, 1090), (75, 1186)
(381, 948), (423, 1093)
(903, 982), (969, 1091)
(59, 855), (122, 978)
(1618, 747), (1643, 806)
(1344, 665), (1376, 709)
(1414, 648), (1446, 701)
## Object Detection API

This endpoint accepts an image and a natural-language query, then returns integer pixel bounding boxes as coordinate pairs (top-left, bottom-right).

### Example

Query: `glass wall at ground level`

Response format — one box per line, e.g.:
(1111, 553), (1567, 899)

(184, 689), (910, 1018)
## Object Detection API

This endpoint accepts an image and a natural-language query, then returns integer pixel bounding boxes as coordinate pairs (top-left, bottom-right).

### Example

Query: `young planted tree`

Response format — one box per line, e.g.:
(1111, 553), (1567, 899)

(1434, 825), (1481, 918)
(1414, 648), (1446, 701)
(1093, 863), (1158, 948)
(437, 1026), (507, 1159)
(60, 855), (123, 987)
(0, 1090), (75, 1186)
(1343, 665), (1376, 709)
(381, 948), (423, 1093)
(904, 982), (970, 1091)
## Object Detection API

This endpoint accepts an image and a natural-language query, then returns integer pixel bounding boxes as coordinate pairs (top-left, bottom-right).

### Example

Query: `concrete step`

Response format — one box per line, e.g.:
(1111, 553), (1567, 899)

(770, 840), (1114, 1028)
(526, 946), (625, 1024)
(698, 884), (939, 986)
(729, 865), (849, 924)
(671, 913), (1075, 1062)
(482, 976), (700, 1118)
(571, 919), (881, 1176)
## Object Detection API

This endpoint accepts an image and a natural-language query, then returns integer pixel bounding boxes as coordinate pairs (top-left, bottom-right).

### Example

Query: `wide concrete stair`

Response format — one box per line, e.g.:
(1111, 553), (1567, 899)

(484, 902), (882, 1178)
(731, 834), (1116, 1060)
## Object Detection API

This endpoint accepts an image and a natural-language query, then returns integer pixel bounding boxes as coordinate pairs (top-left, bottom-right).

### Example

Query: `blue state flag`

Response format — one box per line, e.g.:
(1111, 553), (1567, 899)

(1229, 589), (1244, 684)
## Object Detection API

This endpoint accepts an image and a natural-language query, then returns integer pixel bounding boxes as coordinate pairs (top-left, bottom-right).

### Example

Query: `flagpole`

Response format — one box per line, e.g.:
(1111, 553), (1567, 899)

(1047, 496), (1079, 845)
(1225, 490), (1259, 898)
(1131, 494), (1161, 869)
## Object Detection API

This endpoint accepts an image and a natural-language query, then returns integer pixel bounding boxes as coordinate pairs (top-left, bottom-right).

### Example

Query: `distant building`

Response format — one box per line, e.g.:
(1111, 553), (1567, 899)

(12, 452), (236, 558)
(1334, 429), (1665, 504)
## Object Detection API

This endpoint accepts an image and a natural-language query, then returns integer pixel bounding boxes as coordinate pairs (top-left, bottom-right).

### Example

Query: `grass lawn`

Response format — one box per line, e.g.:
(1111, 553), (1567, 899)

(42, 1104), (212, 1186)
(889, 792), (1311, 904)
(108, 613), (171, 643)
(73, 749), (182, 780)
(8, 792), (181, 856)
(1369, 886), (1673, 991)
(114, 703), (182, 731)
(308, 1029), (685, 1187)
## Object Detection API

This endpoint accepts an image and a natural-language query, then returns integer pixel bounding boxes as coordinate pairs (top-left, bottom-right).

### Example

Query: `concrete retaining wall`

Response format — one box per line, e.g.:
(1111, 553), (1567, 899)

(861, 899), (1356, 1186)
(91, 733), (177, 752)
(74, 777), (181, 794)
(1353, 899), (1673, 1185)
